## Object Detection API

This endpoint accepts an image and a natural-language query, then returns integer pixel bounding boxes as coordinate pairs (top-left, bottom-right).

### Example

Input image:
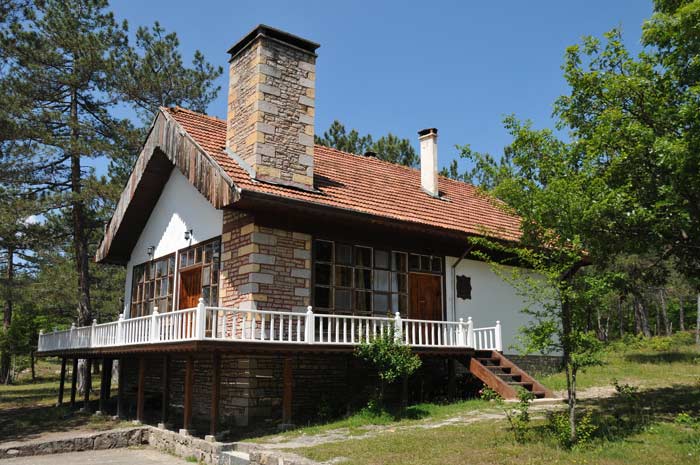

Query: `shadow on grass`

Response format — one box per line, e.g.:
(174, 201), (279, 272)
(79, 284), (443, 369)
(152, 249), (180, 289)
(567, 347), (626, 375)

(624, 352), (699, 364)
(576, 383), (700, 443)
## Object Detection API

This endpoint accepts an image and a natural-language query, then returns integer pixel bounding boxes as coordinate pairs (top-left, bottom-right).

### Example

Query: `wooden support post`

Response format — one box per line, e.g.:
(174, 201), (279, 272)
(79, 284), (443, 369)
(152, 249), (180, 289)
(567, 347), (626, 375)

(210, 353), (221, 436)
(116, 358), (126, 418)
(183, 356), (194, 432)
(83, 358), (92, 413)
(136, 357), (146, 423)
(104, 358), (113, 401)
(58, 357), (67, 406)
(161, 355), (170, 425)
(70, 358), (78, 408)
(99, 358), (112, 414)
(447, 359), (456, 401)
(282, 357), (293, 425)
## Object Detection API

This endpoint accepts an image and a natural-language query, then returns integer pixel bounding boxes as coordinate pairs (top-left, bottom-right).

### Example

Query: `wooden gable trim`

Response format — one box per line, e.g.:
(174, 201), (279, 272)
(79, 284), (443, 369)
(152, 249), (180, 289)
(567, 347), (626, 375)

(96, 109), (240, 265)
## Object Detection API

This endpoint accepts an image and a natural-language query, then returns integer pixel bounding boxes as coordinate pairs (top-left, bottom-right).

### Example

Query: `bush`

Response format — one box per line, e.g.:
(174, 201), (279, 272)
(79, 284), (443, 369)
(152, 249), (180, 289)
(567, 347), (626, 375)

(547, 409), (597, 448)
(355, 330), (421, 407)
(478, 386), (502, 402)
(503, 388), (534, 443)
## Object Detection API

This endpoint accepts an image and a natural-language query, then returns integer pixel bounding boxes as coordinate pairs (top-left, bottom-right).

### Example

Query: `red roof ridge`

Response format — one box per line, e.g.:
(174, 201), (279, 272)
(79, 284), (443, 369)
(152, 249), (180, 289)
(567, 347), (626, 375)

(162, 107), (482, 192)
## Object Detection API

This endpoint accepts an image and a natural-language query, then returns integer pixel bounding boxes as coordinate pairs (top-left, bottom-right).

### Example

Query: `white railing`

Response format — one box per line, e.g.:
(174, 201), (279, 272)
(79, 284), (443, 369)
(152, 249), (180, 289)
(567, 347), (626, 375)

(37, 299), (503, 353)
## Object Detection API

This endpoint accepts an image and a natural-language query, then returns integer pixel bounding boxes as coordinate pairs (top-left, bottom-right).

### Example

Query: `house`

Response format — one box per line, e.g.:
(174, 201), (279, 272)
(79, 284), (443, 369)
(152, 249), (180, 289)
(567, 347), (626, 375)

(37, 25), (555, 435)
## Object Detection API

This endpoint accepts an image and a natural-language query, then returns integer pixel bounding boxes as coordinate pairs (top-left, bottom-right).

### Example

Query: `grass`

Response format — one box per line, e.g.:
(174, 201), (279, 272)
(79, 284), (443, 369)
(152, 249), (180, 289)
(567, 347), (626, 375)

(296, 419), (700, 465)
(250, 399), (494, 442)
(281, 338), (700, 465)
(540, 336), (700, 391)
(0, 358), (127, 444)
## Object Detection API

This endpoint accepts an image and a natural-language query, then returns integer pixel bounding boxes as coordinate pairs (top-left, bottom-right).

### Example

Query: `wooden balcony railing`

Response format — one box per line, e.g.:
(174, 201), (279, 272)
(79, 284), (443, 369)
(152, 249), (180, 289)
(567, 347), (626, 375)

(37, 299), (503, 353)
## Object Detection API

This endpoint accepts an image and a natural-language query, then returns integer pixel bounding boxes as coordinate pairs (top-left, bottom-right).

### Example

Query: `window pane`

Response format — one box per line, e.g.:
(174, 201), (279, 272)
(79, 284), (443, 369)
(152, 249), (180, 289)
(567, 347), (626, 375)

(202, 286), (210, 305)
(160, 278), (168, 296)
(147, 282), (154, 299)
(202, 266), (211, 286)
(392, 252), (407, 272)
(212, 268), (219, 286)
(147, 263), (155, 280)
(336, 244), (353, 265)
(355, 246), (372, 267)
(432, 257), (442, 273)
(355, 269), (371, 289)
(355, 291), (372, 313)
(314, 240), (333, 262)
(391, 272), (407, 293)
(195, 246), (203, 264)
(315, 263), (332, 286)
(335, 289), (352, 310)
(373, 270), (390, 292)
(204, 243), (213, 262)
(314, 286), (331, 308)
(158, 297), (167, 312)
(180, 253), (187, 268)
(211, 287), (218, 307)
(421, 255), (431, 271)
(156, 260), (166, 277)
(398, 294), (408, 314)
(169, 256), (175, 273)
(373, 293), (389, 313)
(168, 276), (174, 295)
(374, 250), (389, 269)
(335, 265), (353, 288)
(409, 254), (420, 271)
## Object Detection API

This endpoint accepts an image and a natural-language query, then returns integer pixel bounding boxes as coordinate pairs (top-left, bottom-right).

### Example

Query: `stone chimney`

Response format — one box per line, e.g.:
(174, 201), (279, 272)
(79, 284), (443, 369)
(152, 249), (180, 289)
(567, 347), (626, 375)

(226, 25), (319, 190)
(418, 128), (439, 197)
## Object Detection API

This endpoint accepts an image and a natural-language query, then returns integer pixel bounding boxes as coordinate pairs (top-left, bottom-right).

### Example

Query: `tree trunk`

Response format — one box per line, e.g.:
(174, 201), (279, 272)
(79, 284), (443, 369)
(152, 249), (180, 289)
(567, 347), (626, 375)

(618, 295), (624, 338)
(561, 290), (577, 444)
(659, 290), (670, 336)
(70, 87), (92, 327)
(679, 296), (685, 331)
(1, 246), (14, 384)
(696, 294), (700, 346)
(634, 297), (651, 337)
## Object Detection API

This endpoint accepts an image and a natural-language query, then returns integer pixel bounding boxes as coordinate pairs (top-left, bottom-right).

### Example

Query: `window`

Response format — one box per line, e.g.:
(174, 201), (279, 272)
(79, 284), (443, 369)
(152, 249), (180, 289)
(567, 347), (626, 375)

(312, 240), (409, 317)
(130, 254), (175, 317)
(177, 237), (221, 308)
(408, 253), (442, 273)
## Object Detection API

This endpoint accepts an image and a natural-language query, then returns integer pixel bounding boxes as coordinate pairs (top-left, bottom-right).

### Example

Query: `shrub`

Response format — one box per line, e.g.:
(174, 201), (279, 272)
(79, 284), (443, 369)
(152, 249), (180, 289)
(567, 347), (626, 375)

(478, 386), (502, 402)
(547, 409), (597, 448)
(503, 388), (534, 443)
(355, 330), (422, 408)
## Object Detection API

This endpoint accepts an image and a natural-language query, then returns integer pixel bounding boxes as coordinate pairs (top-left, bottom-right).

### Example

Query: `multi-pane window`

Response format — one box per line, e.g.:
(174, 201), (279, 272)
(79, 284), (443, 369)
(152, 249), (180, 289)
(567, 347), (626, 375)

(177, 238), (221, 307)
(130, 254), (175, 317)
(313, 240), (409, 316)
(408, 253), (442, 273)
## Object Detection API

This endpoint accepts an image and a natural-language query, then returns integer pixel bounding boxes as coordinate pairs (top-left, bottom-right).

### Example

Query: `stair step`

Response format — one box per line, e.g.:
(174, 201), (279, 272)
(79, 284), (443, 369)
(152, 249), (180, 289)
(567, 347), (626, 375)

(508, 381), (534, 389)
(496, 373), (521, 381)
(221, 451), (250, 465)
(486, 366), (511, 374)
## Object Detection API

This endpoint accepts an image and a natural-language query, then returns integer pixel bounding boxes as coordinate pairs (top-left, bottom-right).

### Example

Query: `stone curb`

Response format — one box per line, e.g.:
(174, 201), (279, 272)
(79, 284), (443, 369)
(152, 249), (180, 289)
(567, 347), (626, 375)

(0, 427), (147, 460)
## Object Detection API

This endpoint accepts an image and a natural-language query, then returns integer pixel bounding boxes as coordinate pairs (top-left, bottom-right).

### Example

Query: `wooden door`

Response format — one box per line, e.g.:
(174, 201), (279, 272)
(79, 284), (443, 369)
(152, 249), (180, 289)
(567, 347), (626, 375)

(179, 267), (202, 309)
(409, 273), (443, 321)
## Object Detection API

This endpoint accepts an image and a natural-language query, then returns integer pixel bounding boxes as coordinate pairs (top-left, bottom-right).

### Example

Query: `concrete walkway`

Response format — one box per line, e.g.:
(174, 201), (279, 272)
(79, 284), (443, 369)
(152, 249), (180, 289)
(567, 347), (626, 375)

(1, 448), (193, 464)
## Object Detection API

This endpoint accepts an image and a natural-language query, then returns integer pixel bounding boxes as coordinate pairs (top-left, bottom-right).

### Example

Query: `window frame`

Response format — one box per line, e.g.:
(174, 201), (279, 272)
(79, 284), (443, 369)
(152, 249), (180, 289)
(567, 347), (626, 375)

(129, 253), (176, 318)
(312, 239), (438, 317)
(175, 236), (222, 309)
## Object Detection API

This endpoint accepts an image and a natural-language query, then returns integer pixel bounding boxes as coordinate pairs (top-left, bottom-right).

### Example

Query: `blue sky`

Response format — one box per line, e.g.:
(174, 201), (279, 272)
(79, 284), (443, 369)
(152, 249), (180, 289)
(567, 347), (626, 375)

(111, 0), (652, 172)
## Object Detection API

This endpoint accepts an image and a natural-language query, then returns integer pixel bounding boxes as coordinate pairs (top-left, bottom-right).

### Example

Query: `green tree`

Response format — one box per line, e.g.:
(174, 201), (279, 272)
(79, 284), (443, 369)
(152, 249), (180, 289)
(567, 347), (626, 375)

(316, 120), (418, 167)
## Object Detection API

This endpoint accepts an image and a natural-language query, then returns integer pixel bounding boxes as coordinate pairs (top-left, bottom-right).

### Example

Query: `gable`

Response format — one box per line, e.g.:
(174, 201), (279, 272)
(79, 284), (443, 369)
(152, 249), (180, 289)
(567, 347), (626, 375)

(96, 110), (239, 264)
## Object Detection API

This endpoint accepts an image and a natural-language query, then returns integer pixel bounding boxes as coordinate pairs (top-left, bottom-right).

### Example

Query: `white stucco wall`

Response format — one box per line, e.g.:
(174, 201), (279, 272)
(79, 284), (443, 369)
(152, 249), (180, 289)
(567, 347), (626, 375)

(445, 256), (554, 355)
(122, 169), (223, 316)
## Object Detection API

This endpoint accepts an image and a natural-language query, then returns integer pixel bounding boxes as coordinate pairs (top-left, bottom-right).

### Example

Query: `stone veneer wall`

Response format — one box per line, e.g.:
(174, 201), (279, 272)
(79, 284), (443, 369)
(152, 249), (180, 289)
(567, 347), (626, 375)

(219, 209), (311, 312)
(121, 353), (364, 429)
(226, 32), (316, 190)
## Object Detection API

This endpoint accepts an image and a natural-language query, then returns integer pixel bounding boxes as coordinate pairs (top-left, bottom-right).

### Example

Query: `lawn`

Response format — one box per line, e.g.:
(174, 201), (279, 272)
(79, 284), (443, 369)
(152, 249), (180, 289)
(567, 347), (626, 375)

(540, 335), (700, 391)
(281, 338), (700, 465)
(0, 358), (126, 444)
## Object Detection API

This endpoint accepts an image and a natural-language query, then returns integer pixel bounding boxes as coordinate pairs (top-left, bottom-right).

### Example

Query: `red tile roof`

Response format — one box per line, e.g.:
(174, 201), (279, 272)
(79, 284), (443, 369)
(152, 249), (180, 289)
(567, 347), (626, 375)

(165, 107), (522, 242)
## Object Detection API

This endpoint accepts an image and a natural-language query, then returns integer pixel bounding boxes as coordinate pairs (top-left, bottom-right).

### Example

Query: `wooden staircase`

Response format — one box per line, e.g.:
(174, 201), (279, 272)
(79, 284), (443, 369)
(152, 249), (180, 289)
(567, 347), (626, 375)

(464, 350), (555, 400)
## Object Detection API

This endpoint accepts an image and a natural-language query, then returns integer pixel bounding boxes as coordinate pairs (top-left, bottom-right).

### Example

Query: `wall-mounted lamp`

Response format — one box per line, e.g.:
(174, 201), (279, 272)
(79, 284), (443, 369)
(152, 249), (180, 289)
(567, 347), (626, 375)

(184, 229), (193, 241)
(146, 245), (155, 259)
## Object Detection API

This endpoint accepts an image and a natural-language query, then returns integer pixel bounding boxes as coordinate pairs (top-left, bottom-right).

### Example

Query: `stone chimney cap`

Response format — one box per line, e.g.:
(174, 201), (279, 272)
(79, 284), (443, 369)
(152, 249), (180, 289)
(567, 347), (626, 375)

(227, 24), (320, 60)
(418, 128), (438, 138)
